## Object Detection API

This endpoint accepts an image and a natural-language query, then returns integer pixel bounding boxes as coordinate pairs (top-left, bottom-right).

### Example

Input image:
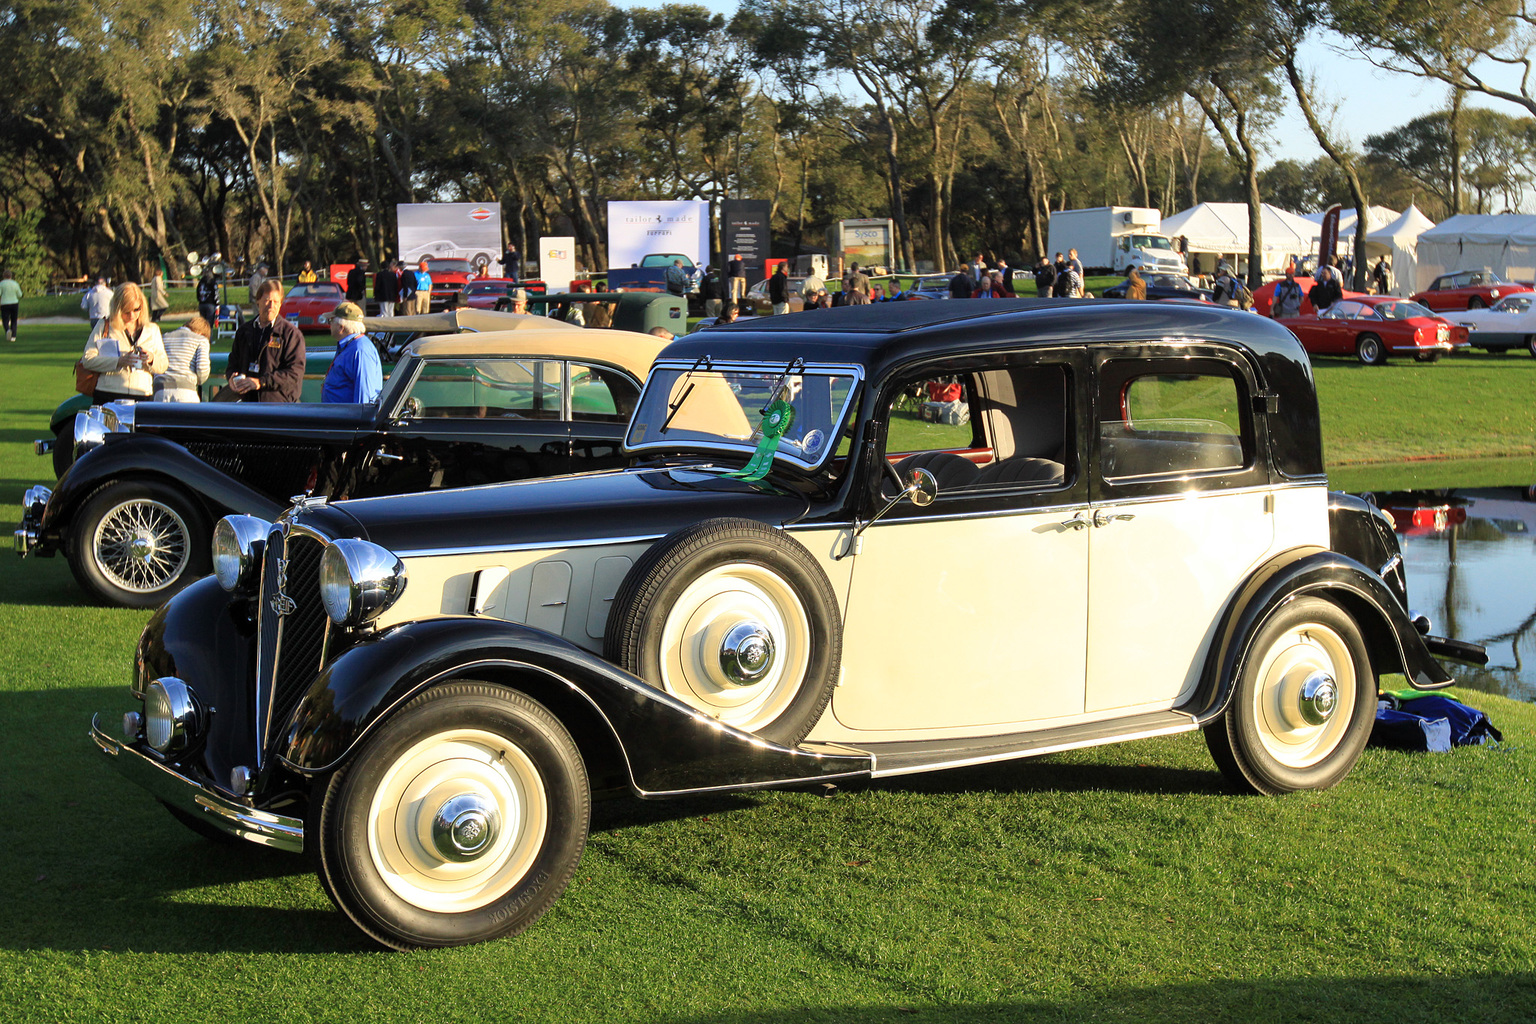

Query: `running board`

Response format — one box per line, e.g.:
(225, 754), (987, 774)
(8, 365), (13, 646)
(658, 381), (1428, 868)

(850, 710), (1200, 778)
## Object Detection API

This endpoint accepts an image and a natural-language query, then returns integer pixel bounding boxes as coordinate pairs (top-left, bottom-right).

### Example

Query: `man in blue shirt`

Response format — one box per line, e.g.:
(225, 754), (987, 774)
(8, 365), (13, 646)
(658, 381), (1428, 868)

(321, 302), (382, 403)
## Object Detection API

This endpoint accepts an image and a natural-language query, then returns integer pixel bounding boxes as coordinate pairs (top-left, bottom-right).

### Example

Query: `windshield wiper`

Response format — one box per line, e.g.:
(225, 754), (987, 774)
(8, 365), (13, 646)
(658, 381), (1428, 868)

(659, 355), (712, 434)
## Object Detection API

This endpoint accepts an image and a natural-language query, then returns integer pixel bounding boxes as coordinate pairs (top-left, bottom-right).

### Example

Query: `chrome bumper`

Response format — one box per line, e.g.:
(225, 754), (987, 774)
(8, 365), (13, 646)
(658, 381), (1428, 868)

(33, 437), (54, 456)
(89, 714), (305, 853)
(14, 485), (50, 555)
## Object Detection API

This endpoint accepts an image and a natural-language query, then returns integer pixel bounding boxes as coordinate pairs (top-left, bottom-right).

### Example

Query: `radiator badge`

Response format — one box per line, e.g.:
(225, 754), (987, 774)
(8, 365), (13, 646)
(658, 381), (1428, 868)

(270, 556), (297, 616)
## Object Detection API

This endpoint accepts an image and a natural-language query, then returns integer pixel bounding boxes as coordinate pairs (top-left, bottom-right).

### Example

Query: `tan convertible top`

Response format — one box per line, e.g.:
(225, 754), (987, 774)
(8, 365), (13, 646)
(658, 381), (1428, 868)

(407, 327), (671, 380)
(361, 308), (576, 335)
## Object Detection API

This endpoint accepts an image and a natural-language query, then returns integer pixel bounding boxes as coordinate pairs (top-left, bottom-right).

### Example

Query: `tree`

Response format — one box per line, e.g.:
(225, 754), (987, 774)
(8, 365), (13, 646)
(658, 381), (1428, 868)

(0, 211), (50, 293)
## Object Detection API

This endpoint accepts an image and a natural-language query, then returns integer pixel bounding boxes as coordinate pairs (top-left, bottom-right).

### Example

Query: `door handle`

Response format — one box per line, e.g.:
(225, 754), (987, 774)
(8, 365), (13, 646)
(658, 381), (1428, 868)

(1061, 512), (1091, 531)
(1093, 509), (1135, 528)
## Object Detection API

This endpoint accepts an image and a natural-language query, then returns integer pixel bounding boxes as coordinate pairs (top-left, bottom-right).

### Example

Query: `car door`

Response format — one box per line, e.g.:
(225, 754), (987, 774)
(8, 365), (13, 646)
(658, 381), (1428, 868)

(1083, 349), (1275, 714)
(835, 350), (1093, 733)
(568, 361), (642, 471)
(352, 356), (573, 497)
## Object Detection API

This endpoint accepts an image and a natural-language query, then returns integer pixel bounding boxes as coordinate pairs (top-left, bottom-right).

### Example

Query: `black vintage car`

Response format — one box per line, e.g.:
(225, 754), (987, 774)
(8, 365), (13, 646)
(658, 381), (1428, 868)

(1100, 272), (1214, 302)
(17, 323), (668, 607)
(90, 300), (1484, 949)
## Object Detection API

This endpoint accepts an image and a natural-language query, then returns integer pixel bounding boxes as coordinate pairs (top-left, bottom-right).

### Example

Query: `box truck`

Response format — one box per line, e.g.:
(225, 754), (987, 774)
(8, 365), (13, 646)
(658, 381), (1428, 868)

(828, 218), (897, 276)
(1047, 207), (1187, 275)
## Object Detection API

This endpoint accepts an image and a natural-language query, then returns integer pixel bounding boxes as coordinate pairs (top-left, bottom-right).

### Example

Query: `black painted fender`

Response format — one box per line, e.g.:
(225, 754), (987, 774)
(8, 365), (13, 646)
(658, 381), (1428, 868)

(1186, 546), (1455, 724)
(275, 616), (870, 796)
(41, 434), (285, 545)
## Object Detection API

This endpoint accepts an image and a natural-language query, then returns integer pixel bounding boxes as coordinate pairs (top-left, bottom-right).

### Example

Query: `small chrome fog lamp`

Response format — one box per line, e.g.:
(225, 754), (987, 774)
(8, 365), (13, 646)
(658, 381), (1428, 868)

(319, 539), (407, 627)
(143, 678), (204, 755)
(212, 516), (271, 591)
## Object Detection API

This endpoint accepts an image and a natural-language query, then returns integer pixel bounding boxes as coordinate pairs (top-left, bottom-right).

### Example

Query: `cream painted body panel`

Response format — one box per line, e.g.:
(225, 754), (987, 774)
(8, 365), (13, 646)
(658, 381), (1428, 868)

(828, 506), (1090, 732)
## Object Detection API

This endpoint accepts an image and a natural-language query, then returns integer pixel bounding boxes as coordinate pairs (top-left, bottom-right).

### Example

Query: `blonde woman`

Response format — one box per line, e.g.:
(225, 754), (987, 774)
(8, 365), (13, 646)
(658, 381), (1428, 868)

(80, 282), (168, 404)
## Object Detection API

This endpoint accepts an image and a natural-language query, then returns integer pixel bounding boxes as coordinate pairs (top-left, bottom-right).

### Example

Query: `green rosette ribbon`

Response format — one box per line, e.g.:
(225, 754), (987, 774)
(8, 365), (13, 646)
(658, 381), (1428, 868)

(727, 398), (795, 481)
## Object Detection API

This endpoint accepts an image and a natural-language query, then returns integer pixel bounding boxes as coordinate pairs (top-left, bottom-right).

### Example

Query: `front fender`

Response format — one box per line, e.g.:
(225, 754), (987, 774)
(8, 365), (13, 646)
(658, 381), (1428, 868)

(1187, 547), (1455, 724)
(50, 393), (92, 436)
(276, 617), (870, 796)
(44, 434), (285, 535)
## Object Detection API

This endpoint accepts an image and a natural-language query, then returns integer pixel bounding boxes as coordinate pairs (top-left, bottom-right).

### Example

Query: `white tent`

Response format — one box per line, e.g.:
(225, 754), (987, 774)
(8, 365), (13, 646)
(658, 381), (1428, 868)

(1414, 213), (1536, 292)
(1302, 206), (1399, 239)
(1161, 202), (1323, 275)
(1363, 205), (1435, 296)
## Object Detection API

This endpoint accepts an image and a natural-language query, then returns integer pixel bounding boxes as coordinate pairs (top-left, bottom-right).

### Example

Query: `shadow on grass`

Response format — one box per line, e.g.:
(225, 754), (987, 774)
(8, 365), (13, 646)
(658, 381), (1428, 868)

(648, 974), (1536, 1024)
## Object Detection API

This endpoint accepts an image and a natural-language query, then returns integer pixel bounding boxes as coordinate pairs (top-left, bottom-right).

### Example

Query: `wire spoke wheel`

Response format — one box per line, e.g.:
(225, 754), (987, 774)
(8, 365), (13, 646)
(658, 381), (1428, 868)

(93, 497), (190, 593)
(69, 480), (208, 607)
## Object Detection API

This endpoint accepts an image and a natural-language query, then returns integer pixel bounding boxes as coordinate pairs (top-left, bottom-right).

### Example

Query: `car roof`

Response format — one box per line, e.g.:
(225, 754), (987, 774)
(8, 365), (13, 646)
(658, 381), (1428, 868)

(362, 308), (566, 334)
(407, 326), (669, 377)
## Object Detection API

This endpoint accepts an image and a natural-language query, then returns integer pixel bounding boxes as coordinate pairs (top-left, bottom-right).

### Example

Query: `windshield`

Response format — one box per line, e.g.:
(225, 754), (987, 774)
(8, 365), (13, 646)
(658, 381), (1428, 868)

(427, 259), (474, 274)
(626, 362), (862, 474)
(1375, 301), (1434, 320)
(1493, 295), (1533, 313)
(1130, 234), (1174, 251)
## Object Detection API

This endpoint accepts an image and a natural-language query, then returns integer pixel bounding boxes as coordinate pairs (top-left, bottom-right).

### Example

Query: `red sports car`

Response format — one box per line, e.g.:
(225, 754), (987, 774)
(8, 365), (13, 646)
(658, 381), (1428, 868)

(422, 258), (477, 312)
(1251, 276), (1365, 317)
(456, 277), (549, 310)
(279, 281), (347, 333)
(1410, 269), (1534, 311)
(1278, 296), (1468, 364)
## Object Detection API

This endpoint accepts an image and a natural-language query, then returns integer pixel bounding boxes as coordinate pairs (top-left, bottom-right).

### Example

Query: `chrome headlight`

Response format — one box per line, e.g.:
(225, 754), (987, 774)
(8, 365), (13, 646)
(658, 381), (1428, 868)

(100, 401), (136, 433)
(143, 677), (204, 755)
(212, 515), (271, 591)
(73, 411), (106, 454)
(320, 539), (407, 627)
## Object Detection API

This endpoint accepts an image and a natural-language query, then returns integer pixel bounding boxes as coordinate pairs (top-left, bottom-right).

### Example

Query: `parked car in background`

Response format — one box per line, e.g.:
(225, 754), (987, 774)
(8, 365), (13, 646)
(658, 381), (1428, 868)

(280, 281), (348, 333)
(457, 278), (548, 310)
(91, 299), (1482, 949)
(18, 319), (667, 607)
(1277, 296), (1467, 364)
(1443, 293), (1536, 356)
(1411, 269), (1534, 311)
(903, 274), (955, 299)
(423, 258), (478, 311)
(743, 276), (808, 315)
(1251, 277), (1366, 317)
(1101, 273), (1213, 302)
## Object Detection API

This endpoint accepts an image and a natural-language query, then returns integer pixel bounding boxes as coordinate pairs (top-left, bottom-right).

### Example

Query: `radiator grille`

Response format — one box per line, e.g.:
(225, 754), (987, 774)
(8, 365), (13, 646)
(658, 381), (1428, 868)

(184, 442), (322, 499)
(257, 526), (331, 755)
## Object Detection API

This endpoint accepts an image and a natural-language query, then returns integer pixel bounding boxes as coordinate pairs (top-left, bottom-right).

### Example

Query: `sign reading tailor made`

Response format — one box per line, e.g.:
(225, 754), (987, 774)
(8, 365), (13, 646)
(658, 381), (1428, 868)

(540, 236), (577, 292)
(722, 199), (772, 280)
(397, 203), (502, 270)
(607, 201), (709, 271)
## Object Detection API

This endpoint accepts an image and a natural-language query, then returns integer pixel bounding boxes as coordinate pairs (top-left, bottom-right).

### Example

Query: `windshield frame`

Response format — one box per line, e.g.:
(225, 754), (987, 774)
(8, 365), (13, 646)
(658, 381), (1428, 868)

(624, 359), (865, 473)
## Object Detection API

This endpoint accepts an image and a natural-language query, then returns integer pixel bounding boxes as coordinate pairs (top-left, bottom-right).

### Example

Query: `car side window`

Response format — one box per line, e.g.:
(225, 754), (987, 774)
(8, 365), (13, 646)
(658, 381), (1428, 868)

(404, 359), (561, 420)
(1099, 364), (1247, 479)
(569, 363), (639, 423)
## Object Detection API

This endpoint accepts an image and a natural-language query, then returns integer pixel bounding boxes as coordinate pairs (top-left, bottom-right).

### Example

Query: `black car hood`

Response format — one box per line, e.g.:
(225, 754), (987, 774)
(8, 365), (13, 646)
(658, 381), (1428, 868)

(313, 466), (813, 554)
(134, 401), (376, 434)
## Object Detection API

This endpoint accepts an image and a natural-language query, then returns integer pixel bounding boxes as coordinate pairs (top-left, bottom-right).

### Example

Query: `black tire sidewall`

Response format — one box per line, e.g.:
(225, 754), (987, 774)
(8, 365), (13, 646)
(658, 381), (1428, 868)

(606, 518), (841, 747)
(319, 684), (589, 950)
(67, 479), (209, 607)
(52, 423), (73, 480)
(1356, 334), (1384, 365)
(1219, 597), (1375, 794)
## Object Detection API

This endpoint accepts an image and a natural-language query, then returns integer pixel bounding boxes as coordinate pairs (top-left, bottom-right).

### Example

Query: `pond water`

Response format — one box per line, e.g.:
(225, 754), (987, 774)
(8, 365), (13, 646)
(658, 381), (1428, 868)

(1366, 487), (1536, 702)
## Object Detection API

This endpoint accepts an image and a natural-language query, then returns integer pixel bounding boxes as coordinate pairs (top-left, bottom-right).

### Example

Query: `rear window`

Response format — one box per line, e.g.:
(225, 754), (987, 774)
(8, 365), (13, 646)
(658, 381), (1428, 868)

(1101, 368), (1246, 479)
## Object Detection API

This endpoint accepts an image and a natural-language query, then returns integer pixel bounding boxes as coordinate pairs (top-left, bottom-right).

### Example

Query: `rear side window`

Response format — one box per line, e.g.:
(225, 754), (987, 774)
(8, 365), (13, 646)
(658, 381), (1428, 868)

(1101, 369), (1246, 479)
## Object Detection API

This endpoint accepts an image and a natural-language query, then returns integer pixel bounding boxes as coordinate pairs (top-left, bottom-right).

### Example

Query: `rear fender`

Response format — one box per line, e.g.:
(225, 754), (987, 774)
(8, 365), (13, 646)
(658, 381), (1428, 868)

(275, 616), (870, 796)
(1186, 547), (1454, 724)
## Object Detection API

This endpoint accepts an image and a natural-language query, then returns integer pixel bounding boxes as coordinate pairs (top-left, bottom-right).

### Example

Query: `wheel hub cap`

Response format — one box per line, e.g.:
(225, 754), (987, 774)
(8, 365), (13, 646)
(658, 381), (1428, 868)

(719, 622), (775, 685)
(430, 793), (500, 862)
(1298, 672), (1337, 726)
(129, 533), (155, 563)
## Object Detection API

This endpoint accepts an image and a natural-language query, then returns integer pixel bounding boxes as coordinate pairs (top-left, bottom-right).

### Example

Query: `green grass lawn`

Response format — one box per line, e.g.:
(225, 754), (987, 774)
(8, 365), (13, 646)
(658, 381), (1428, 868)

(0, 324), (1533, 1022)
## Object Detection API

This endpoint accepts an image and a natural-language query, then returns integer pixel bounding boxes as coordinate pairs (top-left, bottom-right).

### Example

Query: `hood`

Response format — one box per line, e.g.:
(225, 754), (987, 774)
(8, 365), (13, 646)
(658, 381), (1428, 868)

(312, 466), (813, 555)
(133, 401), (375, 442)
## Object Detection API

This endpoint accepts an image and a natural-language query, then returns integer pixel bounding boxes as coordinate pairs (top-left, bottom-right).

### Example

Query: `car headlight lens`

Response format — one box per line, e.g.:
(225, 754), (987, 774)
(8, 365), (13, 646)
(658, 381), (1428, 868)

(212, 515), (271, 591)
(320, 539), (407, 627)
(100, 401), (136, 433)
(143, 677), (203, 755)
(73, 410), (106, 453)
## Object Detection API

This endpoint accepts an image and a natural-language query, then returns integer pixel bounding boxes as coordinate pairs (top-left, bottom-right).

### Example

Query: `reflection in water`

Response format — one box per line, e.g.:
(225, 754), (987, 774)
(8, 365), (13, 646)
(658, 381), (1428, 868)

(1366, 487), (1536, 702)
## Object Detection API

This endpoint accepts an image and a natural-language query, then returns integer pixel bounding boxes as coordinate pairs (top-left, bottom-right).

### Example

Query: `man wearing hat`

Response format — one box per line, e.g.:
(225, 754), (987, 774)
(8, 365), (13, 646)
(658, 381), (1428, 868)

(509, 287), (529, 314)
(321, 301), (382, 403)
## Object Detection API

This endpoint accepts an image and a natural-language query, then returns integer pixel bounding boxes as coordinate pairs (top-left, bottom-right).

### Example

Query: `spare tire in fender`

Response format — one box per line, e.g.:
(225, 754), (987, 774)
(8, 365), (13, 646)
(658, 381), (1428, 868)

(604, 517), (842, 746)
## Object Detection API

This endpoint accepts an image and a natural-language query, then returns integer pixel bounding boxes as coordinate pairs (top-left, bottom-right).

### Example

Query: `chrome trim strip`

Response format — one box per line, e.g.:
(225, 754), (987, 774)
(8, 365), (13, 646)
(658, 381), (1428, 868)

(868, 719), (1200, 778)
(397, 532), (670, 558)
(90, 715), (304, 853)
(1379, 553), (1402, 578)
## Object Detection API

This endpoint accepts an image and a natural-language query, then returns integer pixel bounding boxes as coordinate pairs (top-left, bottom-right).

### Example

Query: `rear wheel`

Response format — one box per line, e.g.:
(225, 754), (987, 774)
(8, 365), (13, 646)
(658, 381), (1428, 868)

(1206, 597), (1375, 795)
(1527, 335), (1536, 358)
(67, 479), (209, 607)
(1468, 297), (1486, 309)
(1414, 351), (1442, 363)
(318, 683), (589, 949)
(1355, 333), (1386, 365)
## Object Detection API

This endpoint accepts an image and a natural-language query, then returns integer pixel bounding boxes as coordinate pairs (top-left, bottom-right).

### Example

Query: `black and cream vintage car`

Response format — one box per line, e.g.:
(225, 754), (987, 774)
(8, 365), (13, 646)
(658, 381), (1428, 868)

(89, 300), (1485, 950)
(17, 320), (667, 607)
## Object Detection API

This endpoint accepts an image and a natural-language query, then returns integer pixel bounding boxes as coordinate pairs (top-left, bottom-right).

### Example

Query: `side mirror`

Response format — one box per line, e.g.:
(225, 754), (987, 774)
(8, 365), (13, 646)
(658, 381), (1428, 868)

(907, 467), (937, 507)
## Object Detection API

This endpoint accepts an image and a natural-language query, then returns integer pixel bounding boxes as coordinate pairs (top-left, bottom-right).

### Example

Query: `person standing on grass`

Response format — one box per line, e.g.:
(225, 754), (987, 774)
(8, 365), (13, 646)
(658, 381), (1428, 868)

(227, 279), (305, 402)
(1272, 267), (1304, 319)
(374, 259), (398, 318)
(247, 262), (266, 301)
(666, 259), (690, 298)
(81, 282), (167, 405)
(82, 275), (113, 327)
(196, 269), (219, 325)
(347, 258), (369, 306)
(395, 261), (414, 316)
(701, 264), (723, 319)
(1033, 256), (1055, 298)
(728, 254), (746, 303)
(1124, 266), (1147, 300)
(0, 269), (22, 342)
(949, 267), (973, 299)
(153, 316), (212, 402)
(1068, 248), (1084, 293)
(321, 302), (382, 404)
(148, 266), (169, 323)
(769, 263), (790, 314)
(501, 244), (521, 282)
(297, 260), (318, 284)
(414, 260), (434, 314)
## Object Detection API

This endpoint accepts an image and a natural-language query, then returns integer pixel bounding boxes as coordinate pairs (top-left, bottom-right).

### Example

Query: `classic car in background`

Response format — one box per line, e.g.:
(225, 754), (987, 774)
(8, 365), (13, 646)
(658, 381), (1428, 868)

(1443, 293), (1536, 356)
(280, 281), (348, 333)
(904, 274), (956, 299)
(1410, 269), (1534, 311)
(17, 319), (668, 607)
(1101, 273), (1213, 302)
(422, 258), (478, 311)
(1250, 277), (1366, 317)
(457, 278), (548, 310)
(742, 277), (808, 315)
(1277, 296), (1468, 364)
(90, 299), (1484, 949)
(35, 309), (538, 479)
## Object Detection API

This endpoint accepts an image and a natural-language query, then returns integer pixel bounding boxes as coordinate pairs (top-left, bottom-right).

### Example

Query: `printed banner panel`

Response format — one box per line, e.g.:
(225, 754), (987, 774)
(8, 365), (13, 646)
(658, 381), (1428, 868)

(722, 199), (772, 278)
(397, 203), (501, 269)
(608, 201), (710, 271)
(540, 236), (577, 292)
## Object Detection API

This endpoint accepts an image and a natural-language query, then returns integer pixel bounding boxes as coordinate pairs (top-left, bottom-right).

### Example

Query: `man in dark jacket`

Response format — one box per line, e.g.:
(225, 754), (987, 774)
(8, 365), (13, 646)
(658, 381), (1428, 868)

(227, 279), (306, 402)
(1033, 257), (1055, 298)
(196, 271), (219, 324)
(501, 245), (521, 281)
(374, 260), (399, 317)
(768, 264), (791, 313)
(347, 258), (369, 304)
(949, 270), (973, 299)
(395, 261), (414, 315)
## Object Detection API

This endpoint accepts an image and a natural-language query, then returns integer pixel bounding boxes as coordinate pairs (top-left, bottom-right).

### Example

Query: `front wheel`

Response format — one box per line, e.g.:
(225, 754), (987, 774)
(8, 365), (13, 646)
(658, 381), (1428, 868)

(1468, 297), (1486, 309)
(1206, 597), (1375, 795)
(1526, 335), (1536, 358)
(318, 683), (589, 949)
(1414, 351), (1442, 363)
(67, 479), (209, 607)
(1355, 333), (1387, 365)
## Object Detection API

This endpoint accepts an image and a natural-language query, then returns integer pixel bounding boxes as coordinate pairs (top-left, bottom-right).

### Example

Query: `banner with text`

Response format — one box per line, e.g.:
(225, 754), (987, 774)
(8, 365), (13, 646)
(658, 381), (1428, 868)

(607, 201), (710, 271)
(397, 203), (501, 270)
(722, 199), (772, 281)
(540, 236), (577, 292)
